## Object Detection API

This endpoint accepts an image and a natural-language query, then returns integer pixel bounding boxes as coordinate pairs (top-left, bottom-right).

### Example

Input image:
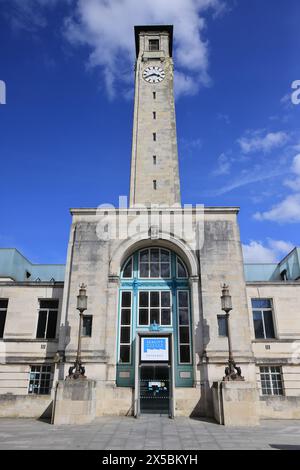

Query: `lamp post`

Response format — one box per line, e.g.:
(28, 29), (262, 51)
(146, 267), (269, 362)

(221, 284), (244, 381)
(68, 283), (88, 379)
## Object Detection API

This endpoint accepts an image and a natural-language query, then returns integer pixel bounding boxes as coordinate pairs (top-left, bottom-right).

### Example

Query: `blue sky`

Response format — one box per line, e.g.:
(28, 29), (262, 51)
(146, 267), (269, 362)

(0, 0), (299, 264)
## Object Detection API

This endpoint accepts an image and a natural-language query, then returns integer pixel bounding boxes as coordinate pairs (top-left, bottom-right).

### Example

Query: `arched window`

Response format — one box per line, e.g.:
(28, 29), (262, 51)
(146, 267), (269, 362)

(139, 248), (170, 278)
(118, 248), (193, 380)
(122, 257), (133, 278)
(177, 257), (188, 278)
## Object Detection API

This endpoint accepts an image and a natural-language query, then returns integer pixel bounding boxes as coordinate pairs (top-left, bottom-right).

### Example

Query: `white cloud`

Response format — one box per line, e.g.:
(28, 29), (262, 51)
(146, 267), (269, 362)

(255, 154), (300, 223)
(284, 154), (300, 191)
(268, 239), (294, 254)
(280, 92), (293, 110)
(290, 153), (300, 176)
(242, 239), (294, 263)
(2, 0), (226, 98)
(213, 152), (232, 176)
(208, 166), (284, 196)
(63, 0), (225, 98)
(254, 193), (300, 223)
(174, 71), (201, 98)
(238, 130), (289, 154)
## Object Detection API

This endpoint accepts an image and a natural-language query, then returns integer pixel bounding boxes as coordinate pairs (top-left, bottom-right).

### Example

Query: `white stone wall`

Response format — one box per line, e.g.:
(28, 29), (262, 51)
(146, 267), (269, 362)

(247, 283), (300, 398)
(0, 283), (63, 394)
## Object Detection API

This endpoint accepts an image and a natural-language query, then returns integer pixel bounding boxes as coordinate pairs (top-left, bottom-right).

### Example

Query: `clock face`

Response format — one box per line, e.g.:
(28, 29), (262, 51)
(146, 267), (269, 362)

(143, 66), (165, 83)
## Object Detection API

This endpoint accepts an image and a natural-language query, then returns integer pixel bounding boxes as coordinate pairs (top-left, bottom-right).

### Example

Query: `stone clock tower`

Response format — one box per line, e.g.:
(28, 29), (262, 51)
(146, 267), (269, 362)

(129, 25), (181, 207)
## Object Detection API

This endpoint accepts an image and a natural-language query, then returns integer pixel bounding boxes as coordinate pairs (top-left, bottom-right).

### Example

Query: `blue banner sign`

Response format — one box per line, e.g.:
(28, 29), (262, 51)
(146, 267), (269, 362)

(141, 337), (169, 361)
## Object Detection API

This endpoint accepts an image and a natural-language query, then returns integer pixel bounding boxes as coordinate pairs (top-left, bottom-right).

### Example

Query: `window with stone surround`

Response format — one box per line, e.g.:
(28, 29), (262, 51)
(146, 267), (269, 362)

(217, 315), (228, 337)
(28, 365), (53, 395)
(149, 39), (159, 51)
(0, 299), (8, 339)
(36, 299), (59, 339)
(251, 299), (275, 339)
(259, 366), (284, 396)
(82, 315), (93, 337)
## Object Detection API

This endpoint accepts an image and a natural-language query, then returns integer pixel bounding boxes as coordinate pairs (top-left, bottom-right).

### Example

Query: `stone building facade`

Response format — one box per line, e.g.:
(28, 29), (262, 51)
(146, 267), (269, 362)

(0, 26), (300, 421)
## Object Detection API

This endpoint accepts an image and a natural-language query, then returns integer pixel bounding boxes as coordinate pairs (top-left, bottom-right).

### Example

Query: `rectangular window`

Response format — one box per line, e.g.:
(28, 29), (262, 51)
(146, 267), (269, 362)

(138, 291), (172, 326)
(119, 291), (132, 364)
(139, 248), (170, 279)
(217, 315), (228, 337)
(36, 299), (59, 339)
(82, 315), (93, 337)
(0, 299), (8, 339)
(177, 290), (191, 364)
(28, 365), (53, 395)
(259, 366), (284, 396)
(153, 155), (157, 165)
(251, 299), (275, 339)
(153, 111), (156, 120)
(153, 92), (156, 100)
(153, 180), (157, 190)
(149, 39), (159, 51)
(153, 132), (156, 141)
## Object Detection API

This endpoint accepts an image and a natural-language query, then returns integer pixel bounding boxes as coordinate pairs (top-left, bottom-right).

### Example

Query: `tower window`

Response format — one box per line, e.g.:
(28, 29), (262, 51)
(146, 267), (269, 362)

(153, 180), (157, 190)
(149, 39), (159, 51)
(153, 132), (156, 141)
(153, 155), (157, 165)
(153, 92), (156, 100)
(153, 111), (156, 120)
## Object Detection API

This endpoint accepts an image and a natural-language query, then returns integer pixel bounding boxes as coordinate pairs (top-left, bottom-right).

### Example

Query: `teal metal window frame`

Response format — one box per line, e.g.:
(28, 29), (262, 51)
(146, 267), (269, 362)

(116, 248), (194, 387)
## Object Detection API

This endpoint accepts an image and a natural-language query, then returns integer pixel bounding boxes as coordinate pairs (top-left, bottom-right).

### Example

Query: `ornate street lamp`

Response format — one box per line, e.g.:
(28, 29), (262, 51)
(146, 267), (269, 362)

(221, 284), (244, 381)
(68, 283), (88, 379)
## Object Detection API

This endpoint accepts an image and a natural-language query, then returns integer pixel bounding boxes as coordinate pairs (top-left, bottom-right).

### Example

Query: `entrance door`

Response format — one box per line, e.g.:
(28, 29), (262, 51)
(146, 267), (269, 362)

(139, 364), (170, 415)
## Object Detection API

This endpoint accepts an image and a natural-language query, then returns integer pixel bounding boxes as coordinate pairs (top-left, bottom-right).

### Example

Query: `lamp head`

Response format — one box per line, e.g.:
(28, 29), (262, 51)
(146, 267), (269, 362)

(221, 283), (232, 313)
(77, 283), (88, 313)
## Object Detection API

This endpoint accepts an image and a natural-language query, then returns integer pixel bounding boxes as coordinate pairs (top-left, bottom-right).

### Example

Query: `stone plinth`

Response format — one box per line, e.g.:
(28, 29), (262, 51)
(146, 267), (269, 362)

(213, 381), (259, 426)
(52, 379), (96, 425)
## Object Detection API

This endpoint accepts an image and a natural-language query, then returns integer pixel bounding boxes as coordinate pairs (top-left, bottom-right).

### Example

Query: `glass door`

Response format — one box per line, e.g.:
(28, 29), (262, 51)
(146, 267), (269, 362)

(139, 364), (170, 415)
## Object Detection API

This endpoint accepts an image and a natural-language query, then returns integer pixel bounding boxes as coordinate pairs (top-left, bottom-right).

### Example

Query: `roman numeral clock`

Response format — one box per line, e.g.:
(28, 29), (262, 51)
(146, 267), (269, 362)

(143, 66), (166, 83)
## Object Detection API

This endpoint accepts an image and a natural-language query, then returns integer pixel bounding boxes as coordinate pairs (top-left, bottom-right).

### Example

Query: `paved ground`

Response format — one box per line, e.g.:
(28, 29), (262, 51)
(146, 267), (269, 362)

(0, 416), (300, 450)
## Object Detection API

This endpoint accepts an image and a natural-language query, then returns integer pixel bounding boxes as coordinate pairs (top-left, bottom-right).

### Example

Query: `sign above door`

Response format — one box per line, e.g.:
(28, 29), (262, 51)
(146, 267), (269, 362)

(141, 337), (169, 361)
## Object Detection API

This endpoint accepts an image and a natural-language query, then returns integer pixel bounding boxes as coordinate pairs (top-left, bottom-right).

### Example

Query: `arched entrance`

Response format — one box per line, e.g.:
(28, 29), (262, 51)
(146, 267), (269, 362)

(116, 246), (194, 416)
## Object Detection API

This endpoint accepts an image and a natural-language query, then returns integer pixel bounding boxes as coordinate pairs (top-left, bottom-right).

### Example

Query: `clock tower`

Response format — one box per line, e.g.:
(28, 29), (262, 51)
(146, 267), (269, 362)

(129, 25), (181, 207)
